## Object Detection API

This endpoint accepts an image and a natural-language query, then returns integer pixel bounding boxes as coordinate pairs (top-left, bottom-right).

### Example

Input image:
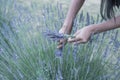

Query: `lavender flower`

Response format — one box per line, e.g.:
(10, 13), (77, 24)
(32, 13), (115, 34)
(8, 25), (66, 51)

(55, 47), (63, 58)
(103, 45), (109, 59)
(72, 44), (78, 62)
(43, 30), (75, 42)
(79, 11), (84, 23)
(85, 12), (90, 26)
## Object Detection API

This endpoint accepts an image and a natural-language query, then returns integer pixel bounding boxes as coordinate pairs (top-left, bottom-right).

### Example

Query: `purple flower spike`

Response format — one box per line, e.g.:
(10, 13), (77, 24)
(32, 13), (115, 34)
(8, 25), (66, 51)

(43, 30), (74, 42)
(72, 44), (78, 62)
(55, 47), (63, 58)
(43, 30), (64, 41)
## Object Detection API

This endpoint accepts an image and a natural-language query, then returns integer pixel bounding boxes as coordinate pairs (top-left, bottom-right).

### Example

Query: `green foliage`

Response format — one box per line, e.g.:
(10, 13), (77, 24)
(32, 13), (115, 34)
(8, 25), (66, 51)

(0, 0), (15, 22)
(0, 1), (120, 80)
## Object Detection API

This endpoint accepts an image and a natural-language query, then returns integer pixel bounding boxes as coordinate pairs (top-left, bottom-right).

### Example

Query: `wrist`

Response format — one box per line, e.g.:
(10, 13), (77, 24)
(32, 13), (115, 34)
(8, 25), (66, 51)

(62, 21), (73, 34)
(62, 25), (72, 34)
(64, 17), (74, 27)
(88, 24), (98, 34)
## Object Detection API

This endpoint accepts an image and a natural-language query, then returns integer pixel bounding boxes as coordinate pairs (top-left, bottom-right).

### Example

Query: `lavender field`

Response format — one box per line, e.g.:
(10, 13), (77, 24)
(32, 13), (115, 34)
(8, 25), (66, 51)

(0, 0), (120, 80)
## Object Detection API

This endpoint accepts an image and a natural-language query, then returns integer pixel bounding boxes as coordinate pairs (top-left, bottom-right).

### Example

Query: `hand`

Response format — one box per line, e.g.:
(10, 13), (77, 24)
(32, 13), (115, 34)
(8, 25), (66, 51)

(57, 24), (72, 49)
(68, 26), (93, 44)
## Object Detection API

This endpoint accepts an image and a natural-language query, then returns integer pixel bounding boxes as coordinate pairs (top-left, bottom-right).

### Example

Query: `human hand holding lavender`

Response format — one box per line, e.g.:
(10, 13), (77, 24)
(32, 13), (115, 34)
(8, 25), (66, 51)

(58, 0), (120, 47)
(57, 24), (72, 49)
(57, 0), (85, 48)
(68, 26), (93, 44)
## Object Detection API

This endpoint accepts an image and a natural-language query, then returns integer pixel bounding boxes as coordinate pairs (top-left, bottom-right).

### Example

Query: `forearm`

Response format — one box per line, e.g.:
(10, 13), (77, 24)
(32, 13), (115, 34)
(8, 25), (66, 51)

(64, 0), (85, 27)
(91, 16), (120, 34)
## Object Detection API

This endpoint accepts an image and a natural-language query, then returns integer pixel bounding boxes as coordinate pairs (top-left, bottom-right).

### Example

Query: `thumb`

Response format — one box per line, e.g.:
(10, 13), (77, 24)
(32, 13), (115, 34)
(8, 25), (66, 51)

(68, 37), (81, 43)
(73, 39), (87, 44)
(74, 39), (88, 44)
(73, 40), (83, 45)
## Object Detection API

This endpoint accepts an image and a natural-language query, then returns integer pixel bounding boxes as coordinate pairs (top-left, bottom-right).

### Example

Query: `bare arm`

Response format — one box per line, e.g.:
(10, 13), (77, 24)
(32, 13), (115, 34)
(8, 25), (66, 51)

(63, 0), (85, 33)
(58, 0), (85, 48)
(91, 16), (120, 34)
(68, 16), (120, 44)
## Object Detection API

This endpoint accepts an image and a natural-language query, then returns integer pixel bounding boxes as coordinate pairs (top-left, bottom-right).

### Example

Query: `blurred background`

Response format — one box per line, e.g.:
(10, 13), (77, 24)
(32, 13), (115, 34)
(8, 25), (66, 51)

(1, 0), (120, 80)
(17, 0), (101, 15)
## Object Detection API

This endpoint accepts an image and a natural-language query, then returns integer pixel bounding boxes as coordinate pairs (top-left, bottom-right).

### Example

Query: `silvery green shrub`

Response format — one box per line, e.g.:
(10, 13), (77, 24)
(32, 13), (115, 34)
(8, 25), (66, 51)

(0, 1), (120, 80)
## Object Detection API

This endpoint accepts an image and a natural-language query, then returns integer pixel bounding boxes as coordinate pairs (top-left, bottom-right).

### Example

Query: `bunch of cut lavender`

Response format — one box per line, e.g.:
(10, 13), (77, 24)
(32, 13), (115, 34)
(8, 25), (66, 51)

(43, 30), (75, 42)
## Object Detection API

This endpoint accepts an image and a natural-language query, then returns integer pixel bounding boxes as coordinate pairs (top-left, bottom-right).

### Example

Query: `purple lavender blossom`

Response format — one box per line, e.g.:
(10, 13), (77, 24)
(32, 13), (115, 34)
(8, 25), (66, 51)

(43, 30), (74, 42)
(79, 11), (84, 23)
(103, 45), (109, 59)
(55, 47), (63, 58)
(72, 44), (78, 62)
(85, 12), (90, 26)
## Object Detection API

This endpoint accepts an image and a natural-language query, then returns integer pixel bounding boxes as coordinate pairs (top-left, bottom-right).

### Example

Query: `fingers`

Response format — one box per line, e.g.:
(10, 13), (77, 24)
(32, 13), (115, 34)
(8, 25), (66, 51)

(57, 39), (67, 49)
(68, 30), (87, 44)
(68, 38), (85, 44)
(68, 37), (81, 43)
(68, 37), (88, 44)
(73, 40), (86, 45)
(57, 28), (67, 49)
(67, 30), (81, 42)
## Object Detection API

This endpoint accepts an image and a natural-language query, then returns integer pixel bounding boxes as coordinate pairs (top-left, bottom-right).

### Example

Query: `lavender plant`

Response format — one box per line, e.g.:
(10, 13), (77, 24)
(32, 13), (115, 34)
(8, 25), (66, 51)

(43, 29), (75, 42)
(0, 1), (120, 80)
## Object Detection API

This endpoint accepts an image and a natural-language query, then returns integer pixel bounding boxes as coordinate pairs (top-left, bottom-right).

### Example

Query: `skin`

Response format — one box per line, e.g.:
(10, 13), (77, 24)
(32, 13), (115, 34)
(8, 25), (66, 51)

(57, 0), (120, 48)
